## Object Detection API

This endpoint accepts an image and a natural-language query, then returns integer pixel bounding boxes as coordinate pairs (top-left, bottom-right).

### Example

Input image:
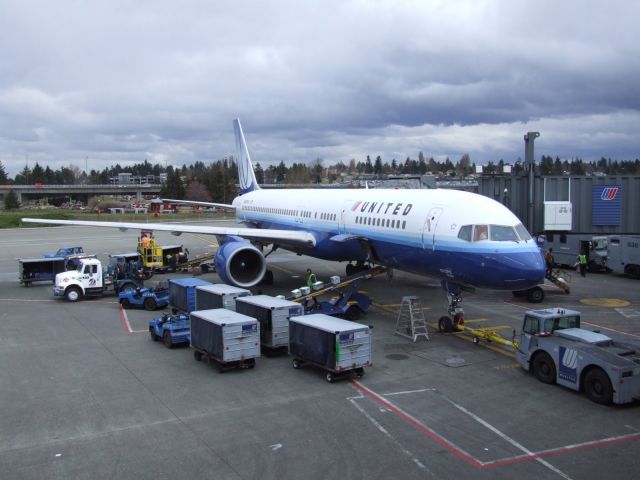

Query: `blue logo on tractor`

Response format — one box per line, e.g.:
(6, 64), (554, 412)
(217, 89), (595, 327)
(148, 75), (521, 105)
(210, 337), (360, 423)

(558, 346), (578, 383)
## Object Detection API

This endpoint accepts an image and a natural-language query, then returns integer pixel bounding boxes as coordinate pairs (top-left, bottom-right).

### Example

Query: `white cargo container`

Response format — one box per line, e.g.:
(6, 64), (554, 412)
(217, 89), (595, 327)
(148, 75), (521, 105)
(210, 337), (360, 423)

(195, 284), (251, 311)
(289, 313), (372, 382)
(190, 309), (260, 372)
(235, 295), (304, 351)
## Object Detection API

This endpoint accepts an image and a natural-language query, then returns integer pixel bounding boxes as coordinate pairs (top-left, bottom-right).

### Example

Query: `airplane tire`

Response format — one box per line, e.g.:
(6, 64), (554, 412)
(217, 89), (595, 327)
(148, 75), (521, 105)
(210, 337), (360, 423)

(584, 368), (613, 405)
(527, 287), (544, 303)
(438, 316), (453, 333)
(532, 352), (556, 384)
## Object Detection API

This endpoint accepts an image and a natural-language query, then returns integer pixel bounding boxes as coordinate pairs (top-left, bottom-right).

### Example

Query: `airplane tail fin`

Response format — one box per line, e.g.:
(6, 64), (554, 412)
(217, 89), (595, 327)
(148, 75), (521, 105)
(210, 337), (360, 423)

(233, 118), (261, 194)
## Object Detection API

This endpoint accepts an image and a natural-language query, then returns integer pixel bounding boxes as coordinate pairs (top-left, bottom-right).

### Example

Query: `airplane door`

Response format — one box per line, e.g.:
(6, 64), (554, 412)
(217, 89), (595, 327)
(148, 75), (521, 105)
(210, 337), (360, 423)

(339, 200), (352, 234)
(422, 207), (443, 250)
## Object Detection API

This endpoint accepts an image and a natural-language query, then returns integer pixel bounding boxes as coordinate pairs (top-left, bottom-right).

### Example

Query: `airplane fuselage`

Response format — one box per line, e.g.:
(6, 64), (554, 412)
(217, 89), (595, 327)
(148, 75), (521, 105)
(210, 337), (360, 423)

(234, 187), (545, 291)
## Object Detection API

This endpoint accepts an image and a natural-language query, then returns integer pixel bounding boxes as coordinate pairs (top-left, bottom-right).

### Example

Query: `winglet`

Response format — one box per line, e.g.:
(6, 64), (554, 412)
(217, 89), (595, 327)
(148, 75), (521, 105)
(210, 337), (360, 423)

(233, 118), (261, 194)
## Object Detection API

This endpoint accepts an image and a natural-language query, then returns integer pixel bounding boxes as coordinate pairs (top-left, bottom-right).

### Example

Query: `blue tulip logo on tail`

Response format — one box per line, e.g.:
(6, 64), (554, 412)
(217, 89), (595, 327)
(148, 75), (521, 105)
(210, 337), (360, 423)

(234, 118), (261, 195)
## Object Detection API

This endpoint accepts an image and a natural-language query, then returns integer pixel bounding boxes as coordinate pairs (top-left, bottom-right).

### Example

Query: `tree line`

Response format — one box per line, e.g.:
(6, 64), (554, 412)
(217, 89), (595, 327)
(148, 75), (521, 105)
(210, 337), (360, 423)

(1, 154), (639, 206)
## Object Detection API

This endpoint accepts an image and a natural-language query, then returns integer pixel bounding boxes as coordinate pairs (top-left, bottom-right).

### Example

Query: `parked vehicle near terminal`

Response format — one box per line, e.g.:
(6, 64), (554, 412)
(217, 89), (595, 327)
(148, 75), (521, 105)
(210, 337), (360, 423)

(149, 313), (190, 348)
(516, 308), (640, 405)
(54, 257), (138, 301)
(606, 235), (640, 279)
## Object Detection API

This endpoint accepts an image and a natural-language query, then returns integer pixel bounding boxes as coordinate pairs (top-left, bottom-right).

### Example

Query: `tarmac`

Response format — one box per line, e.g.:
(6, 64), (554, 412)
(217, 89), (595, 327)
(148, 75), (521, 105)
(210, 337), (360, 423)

(1, 221), (639, 480)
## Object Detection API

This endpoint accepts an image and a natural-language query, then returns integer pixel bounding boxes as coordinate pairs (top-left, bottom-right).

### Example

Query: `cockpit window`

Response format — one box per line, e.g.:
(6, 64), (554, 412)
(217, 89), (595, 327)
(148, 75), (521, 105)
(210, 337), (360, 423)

(515, 223), (532, 241)
(490, 225), (519, 242)
(457, 225), (472, 242)
(473, 225), (489, 241)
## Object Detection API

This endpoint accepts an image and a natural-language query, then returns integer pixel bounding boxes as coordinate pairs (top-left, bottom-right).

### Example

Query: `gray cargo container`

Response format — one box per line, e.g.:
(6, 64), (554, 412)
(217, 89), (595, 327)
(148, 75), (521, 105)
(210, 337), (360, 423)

(289, 313), (372, 382)
(195, 284), (251, 311)
(190, 309), (260, 371)
(235, 295), (303, 350)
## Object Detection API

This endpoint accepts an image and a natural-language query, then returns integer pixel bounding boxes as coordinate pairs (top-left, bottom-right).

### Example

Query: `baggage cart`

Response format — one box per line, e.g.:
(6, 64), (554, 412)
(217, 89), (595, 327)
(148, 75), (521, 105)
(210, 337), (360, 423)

(289, 313), (372, 382)
(190, 309), (260, 372)
(235, 295), (303, 353)
(196, 284), (251, 311)
(169, 277), (212, 313)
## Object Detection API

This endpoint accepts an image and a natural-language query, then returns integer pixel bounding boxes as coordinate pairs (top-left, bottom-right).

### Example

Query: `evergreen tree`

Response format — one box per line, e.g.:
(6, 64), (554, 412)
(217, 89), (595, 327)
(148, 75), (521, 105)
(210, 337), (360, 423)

(3, 189), (20, 210)
(0, 161), (8, 184)
(254, 162), (265, 184)
(160, 168), (185, 199)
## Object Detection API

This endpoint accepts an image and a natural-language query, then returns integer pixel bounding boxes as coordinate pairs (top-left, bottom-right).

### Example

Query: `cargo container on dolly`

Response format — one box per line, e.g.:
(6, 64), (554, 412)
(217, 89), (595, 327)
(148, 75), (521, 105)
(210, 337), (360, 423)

(235, 295), (304, 354)
(190, 309), (260, 372)
(289, 313), (372, 382)
(195, 284), (251, 311)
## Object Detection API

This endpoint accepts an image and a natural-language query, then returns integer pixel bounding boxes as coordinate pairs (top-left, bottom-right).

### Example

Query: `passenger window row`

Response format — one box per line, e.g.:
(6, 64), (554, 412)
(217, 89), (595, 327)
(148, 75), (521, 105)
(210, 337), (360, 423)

(355, 216), (406, 230)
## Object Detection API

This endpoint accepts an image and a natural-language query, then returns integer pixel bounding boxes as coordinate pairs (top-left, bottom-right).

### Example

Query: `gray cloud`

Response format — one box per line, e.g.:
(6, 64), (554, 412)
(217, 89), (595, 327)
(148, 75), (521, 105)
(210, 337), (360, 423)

(1, 0), (639, 176)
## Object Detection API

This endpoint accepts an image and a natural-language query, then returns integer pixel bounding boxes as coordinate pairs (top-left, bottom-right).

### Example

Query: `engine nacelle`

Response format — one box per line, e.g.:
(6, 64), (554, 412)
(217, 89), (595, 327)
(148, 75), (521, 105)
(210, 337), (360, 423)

(214, 236), (267, 288)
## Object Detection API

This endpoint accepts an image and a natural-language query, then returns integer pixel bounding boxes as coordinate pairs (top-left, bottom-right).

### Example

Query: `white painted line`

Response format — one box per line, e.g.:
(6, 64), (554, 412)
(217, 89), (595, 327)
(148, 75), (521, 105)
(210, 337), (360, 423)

(382, 388), (437, 397)
(439, 394), (573, 479)
(347, 394), (428, 472)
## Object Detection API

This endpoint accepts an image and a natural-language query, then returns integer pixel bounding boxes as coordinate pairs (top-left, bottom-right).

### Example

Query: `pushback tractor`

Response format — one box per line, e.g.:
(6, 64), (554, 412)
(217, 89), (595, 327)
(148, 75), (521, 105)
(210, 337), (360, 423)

(516, 308), (640, 405)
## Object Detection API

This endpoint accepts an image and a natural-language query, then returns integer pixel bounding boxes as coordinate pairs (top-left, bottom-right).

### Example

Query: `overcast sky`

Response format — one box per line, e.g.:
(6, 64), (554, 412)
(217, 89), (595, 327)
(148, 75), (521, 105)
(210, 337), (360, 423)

(1, 0), (639, 177)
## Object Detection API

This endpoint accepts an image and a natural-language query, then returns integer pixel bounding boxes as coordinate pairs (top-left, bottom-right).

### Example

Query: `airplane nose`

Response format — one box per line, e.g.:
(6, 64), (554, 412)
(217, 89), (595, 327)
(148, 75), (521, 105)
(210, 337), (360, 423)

(489, 250), (546, 290)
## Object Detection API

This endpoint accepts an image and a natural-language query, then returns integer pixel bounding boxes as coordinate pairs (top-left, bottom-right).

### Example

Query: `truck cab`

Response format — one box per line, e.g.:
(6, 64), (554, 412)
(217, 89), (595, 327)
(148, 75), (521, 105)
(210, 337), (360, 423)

(516, 308), (640, 405)
(54, 258), (137, 302)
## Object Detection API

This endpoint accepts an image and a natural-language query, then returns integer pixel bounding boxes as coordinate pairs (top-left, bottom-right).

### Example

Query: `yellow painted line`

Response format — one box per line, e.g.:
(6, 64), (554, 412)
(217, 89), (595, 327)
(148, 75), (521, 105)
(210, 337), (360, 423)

(270, 264), (296, 275)
(580, 298), (631, 308)
(461, 318), (488, 324)
(494, 363), (521, 370)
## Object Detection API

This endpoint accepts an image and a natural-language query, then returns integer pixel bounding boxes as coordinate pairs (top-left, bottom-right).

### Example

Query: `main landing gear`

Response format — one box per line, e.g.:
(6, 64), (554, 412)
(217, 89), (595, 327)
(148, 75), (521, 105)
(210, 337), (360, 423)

(345, 262), (369, 277)
(438, 281), (465, 333)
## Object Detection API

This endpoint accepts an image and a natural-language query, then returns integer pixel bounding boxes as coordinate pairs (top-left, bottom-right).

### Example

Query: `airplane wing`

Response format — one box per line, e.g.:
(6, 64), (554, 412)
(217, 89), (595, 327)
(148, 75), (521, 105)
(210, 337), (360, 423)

(162, 198), (236, 210)
(21, 218), (316, 247)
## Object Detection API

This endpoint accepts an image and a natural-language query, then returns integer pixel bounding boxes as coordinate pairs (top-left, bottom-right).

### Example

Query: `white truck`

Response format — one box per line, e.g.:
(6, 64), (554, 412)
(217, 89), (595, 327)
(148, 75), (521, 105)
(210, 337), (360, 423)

(606, 235), (640, 279)
(516, 308), (640, 405)
(53, 257), (138, 302)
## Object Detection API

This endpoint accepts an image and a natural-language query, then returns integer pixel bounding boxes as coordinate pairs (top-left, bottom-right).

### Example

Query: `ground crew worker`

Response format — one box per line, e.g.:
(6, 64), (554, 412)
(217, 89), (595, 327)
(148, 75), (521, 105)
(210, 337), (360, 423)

(165, 253), (173, 269)
(577, 252), (588, 277)
(544, 248), (554, 277)
(306, 268), (317, 288)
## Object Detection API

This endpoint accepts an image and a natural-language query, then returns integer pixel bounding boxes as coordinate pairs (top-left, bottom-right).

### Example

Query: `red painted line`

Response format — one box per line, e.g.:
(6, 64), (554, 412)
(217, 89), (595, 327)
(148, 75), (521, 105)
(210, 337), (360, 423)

(350, 380), (640, 470)
(484, 432), (640, 469)
(118, 304), (133, 334)
(349, 380), (482, 468)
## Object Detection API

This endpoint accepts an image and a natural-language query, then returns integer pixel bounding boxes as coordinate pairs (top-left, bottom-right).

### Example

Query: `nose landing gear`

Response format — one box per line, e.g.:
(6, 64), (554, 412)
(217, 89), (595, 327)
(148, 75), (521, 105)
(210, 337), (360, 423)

(438, 282), (466, 333)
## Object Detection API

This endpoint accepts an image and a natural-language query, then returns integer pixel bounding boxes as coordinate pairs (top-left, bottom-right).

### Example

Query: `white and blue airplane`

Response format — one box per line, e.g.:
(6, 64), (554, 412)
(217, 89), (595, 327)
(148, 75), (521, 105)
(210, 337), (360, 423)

(23, 119), (545, 329)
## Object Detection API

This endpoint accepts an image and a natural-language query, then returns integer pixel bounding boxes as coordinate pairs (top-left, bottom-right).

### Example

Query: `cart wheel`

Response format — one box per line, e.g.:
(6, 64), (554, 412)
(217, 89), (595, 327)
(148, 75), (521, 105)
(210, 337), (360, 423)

(325, 372), (335, 383)
(149, 328), (158, 342)
(218, 363), (226, 373)
(355, 367), (364, 378)
(163, 331), (173, 349)
(292, 359), (301, 369)
(345, 305), (361, 321)
(144, 298), (157, 311)
(246, 358), (256, 369)
(473, 336), (479, 345)
(193, 350), (203, 361)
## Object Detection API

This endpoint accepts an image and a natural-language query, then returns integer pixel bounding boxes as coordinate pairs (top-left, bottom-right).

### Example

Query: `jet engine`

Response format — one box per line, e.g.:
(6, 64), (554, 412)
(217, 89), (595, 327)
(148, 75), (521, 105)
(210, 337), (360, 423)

(214, 236), (267, 288)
